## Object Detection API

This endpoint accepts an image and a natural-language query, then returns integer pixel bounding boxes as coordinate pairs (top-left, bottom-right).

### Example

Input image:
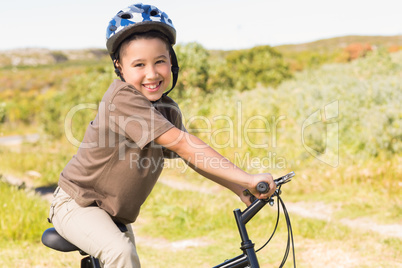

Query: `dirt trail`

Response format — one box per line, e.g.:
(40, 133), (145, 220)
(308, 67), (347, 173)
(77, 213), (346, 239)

(1, 134), (401, 240)
(157, 177), (402, 239)
(0, 134), (40, 146)
(2, 173), (402, 245)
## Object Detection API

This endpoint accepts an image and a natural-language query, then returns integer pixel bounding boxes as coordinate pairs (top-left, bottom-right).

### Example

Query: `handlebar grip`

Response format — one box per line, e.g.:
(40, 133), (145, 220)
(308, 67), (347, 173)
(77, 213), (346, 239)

(256, 182), (269, 194)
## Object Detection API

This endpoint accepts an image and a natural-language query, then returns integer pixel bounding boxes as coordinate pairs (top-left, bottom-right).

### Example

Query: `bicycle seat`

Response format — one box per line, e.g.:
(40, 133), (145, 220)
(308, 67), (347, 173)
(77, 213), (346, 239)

(41, 227), (80, 252)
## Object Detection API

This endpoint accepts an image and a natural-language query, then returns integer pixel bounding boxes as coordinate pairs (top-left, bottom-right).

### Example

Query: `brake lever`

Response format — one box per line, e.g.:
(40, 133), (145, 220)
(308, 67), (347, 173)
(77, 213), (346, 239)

(274, 171), (295, 186)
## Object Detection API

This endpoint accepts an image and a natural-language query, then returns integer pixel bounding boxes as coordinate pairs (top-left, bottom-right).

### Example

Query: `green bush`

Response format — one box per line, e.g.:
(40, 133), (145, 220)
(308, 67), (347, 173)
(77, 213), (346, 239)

(175, 42), (210, 93)
(178, 50), (402, 163)
(223, 45), (292, 91)
(0, 102), (6, 123)
(40, 66), (114, 139)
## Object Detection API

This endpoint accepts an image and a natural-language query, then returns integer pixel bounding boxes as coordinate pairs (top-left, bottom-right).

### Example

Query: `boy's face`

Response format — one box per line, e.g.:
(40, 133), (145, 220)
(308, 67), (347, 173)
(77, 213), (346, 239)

(118, 38), (171, 102)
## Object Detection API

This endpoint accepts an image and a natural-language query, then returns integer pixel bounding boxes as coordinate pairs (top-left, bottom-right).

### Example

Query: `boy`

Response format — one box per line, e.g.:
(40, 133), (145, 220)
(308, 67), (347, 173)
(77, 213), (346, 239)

(49, 3), (276, 267)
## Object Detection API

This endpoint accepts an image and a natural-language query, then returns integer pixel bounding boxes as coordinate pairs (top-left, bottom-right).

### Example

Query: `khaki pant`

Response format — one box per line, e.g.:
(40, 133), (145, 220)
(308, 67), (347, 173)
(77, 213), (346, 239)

(49, 187), (141, 268)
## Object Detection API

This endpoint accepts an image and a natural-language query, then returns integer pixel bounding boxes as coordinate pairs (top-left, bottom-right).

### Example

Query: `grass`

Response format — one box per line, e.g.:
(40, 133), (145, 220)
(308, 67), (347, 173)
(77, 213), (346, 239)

(0, 167), (401, 267)
(137, 173), (402, 267)
(283, 155), (402, 224)
(0, 240), (77, 268)
(0, 140), (76, 186)
(0, 181), (50, 242)
(0, 181), (77, 267)
(0, 122), (39, 137)
(0, 50), (401, 267)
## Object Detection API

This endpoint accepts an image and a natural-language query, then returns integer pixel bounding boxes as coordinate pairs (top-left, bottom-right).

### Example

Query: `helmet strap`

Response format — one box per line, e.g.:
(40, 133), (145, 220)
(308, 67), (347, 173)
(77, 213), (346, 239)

(112, 56), (126, 82)
(162, 46), (179, 98)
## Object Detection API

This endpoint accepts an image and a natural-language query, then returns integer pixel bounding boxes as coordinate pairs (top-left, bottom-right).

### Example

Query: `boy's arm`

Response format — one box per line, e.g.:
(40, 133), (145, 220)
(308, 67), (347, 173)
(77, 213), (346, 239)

(186, 162), (254, 206)
(155, 127), (276, 200)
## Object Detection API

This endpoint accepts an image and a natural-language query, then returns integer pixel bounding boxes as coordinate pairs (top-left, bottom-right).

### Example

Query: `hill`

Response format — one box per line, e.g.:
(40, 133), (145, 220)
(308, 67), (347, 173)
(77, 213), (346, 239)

(0, 48), (109, 68)
(0, 37), (401, 267)
(0, 35), (401, 68)
(274, 35), (402, 53)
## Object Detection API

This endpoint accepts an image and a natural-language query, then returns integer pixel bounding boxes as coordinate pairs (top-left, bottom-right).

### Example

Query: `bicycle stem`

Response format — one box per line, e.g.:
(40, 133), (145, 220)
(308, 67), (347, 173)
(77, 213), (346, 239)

(230, 199), (269, 268)
(240, 199), (269, 225)
(214, 172), (295, 268)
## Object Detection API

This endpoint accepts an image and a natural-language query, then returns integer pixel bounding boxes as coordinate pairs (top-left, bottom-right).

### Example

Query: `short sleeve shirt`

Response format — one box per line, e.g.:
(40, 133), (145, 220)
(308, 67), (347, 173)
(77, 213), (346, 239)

(58, 80), (185, 224)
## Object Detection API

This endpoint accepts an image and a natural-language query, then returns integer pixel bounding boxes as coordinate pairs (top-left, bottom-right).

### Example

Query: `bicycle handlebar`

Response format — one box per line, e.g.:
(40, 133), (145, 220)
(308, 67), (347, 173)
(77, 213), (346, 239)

(244, 171), (295, 203)
(256, 181), (269, 193)
(214, 171), (296, 268)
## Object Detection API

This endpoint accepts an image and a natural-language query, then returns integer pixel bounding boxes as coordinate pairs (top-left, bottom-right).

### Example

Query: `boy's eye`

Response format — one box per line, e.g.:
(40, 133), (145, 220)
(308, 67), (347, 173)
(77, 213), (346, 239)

(134, 63), (144, 67)
(156, 60), (165, 64)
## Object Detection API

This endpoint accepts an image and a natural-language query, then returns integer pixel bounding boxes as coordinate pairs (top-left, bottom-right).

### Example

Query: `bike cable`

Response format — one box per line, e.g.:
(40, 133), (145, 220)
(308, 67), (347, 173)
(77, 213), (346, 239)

(255, 188), (280, 253)
(255, 185), (296, 267)
(278, 194), (296, 267)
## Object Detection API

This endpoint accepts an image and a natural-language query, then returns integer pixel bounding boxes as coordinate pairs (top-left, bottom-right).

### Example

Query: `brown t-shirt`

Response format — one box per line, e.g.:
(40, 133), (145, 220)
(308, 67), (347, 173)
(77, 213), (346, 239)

(59, 80), (184, 224)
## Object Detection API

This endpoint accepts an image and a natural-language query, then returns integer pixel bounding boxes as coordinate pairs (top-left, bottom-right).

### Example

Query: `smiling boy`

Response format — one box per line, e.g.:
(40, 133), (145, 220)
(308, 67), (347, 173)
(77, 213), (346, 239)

(49, 3), (276, 267)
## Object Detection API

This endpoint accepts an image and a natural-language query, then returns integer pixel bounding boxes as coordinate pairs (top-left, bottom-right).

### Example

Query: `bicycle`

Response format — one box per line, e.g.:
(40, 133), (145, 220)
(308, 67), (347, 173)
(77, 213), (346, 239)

(41, 171), (296, 268)
(213, 171), (296, 268)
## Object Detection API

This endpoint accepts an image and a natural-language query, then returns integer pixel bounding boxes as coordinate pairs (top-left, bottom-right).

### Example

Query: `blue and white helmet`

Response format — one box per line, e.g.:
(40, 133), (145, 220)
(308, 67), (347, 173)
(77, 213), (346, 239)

(106, 3), (179, 98)
(106, 3), (176, 57)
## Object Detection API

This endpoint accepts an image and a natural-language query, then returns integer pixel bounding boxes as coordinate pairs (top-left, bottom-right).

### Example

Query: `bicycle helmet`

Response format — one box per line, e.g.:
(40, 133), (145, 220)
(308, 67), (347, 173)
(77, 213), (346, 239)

(106, 3), (179, 97)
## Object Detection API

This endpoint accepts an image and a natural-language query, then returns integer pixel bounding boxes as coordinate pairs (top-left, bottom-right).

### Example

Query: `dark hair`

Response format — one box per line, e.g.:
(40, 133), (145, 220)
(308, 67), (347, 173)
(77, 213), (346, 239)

(115, 30), (171, 62)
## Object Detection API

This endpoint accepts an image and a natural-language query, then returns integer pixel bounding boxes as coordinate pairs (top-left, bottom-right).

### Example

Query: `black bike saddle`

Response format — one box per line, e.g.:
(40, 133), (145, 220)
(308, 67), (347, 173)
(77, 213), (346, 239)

(41, 227), (80, 252)
(42, 222), (127, 253)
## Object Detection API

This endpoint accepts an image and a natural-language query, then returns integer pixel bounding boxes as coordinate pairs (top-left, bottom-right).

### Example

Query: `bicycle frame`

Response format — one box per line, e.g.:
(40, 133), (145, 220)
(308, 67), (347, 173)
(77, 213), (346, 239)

(213, 171), (296, 268)
(43, 172), (295, 268)
(42, 199), (268, 268)
(213, 198), (269, 268)
(43, 199), (268, 268)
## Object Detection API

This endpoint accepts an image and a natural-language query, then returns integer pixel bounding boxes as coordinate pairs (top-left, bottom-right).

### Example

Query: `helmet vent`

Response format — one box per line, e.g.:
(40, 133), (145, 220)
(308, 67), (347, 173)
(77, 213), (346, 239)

(119, 13), (132, 19)
(150, 10), (158, 16)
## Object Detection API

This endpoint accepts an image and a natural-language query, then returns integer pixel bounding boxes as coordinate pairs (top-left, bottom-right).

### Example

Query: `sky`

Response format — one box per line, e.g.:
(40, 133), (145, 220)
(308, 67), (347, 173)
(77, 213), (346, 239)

(1, 0), (401, 51)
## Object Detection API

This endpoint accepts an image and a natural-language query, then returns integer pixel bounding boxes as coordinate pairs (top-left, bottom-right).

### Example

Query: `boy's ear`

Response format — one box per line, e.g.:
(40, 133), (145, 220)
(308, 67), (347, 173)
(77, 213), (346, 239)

(114, 60), (122, 77)
(114, 60), (121, 70)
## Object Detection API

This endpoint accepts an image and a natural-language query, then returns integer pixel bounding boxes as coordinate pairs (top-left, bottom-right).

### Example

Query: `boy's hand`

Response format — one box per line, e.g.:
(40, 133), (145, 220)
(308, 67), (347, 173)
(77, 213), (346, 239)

(248, 173), (276, 202)
(239, 173), (276, 206)
(239, 189), (254, 206)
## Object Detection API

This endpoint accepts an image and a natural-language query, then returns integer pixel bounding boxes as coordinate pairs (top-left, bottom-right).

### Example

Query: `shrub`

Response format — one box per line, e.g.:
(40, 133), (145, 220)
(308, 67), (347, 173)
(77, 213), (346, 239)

(175, 42), (210, 94)
(343, 43), (373, 61)
(222, 45), (292, 91)
(40, 66), (114, 139)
